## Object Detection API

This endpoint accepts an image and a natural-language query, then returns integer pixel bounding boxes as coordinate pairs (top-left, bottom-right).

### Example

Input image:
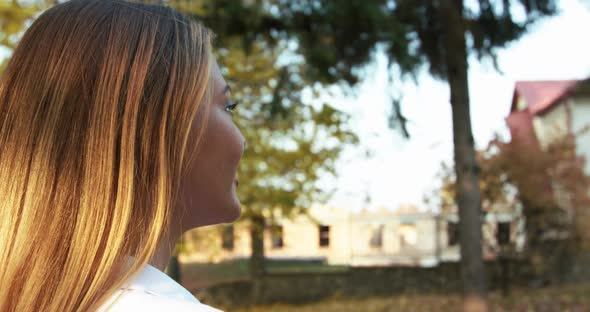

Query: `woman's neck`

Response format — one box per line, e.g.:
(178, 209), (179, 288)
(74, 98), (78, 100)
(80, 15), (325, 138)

(148, 226), (182, 271)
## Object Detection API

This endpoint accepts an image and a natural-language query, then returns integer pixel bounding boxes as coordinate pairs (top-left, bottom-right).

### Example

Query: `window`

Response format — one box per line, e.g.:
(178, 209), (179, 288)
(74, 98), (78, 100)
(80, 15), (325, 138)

(399, 222), (417, 248)
(448, 222), (459, 246)
(370, 224), (384, 248)
(319, 225), (330, 247)
(270, 225), (284, 249)
(497, 222), (511, 246)
(221, 225), (234, 251)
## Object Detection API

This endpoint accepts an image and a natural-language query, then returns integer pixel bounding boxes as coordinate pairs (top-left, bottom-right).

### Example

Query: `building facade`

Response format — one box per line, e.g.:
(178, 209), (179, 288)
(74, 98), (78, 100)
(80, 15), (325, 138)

(180, 204), (519, 267)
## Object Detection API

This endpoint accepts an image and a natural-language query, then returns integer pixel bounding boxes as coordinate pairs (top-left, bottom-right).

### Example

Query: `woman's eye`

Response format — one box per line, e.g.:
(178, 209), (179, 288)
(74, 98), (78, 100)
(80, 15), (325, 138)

(224, 100), (239, 114)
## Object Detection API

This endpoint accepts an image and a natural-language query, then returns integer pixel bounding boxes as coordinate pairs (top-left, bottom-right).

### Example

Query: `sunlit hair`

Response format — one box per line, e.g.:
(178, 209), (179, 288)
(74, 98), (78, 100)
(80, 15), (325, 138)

(0, 0), (213, 310)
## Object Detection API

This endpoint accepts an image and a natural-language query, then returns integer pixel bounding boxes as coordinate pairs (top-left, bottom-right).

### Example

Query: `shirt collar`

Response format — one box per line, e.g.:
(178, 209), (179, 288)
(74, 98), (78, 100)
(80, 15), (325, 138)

(122, 256), (200, 304)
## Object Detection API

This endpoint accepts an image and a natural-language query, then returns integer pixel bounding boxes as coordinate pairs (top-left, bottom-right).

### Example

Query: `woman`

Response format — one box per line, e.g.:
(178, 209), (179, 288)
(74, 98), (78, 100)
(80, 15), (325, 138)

(0, 0), (245, 311)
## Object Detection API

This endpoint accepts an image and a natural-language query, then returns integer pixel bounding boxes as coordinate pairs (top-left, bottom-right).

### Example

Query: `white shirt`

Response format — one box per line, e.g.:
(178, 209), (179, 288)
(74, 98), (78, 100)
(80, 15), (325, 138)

(98, 259), (222, 312)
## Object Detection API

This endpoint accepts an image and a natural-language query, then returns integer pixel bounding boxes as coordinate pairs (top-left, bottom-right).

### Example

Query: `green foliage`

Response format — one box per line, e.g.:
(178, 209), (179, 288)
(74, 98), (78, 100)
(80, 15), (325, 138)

(167, 0), (557, 138)
(171, 0), (557, 83)
(215, 39), (358, 221)
(0, 0), (49, 49)
(0, 0), (57, 73)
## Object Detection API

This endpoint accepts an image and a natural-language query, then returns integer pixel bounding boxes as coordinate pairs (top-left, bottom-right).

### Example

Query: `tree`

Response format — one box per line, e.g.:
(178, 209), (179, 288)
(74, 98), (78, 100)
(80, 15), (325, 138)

(434, 132), (590, 281)
(215, 39), (357, 278)
(170, 1), (558, 310)
(489, 133), (590, 278)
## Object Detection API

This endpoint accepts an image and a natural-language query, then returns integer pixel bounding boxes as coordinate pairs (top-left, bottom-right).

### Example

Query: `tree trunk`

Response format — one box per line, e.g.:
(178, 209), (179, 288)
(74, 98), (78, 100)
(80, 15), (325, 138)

(250, 214), (266, 278)
(439, 1), (488, 311)
(249, 215), (266, 304)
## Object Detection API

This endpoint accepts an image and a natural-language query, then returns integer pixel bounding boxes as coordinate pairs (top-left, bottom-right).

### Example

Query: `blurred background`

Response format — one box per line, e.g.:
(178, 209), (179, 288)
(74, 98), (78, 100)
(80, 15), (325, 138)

(2, 0), (590, 311)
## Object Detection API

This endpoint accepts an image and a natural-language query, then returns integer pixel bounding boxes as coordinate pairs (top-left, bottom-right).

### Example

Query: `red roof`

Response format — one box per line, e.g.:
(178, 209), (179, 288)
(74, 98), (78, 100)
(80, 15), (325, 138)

(511, 80), (580, 115)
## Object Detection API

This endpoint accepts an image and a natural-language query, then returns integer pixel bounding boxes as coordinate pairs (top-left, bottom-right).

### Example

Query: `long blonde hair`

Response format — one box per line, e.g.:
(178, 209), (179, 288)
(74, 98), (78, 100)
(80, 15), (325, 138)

(0, 0), (213, 310)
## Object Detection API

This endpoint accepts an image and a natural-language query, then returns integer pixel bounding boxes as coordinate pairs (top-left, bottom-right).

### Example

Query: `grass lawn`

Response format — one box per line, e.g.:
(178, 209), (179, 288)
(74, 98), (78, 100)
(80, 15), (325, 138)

(182, 260), (590, 311)
(225, 282), (590, 312)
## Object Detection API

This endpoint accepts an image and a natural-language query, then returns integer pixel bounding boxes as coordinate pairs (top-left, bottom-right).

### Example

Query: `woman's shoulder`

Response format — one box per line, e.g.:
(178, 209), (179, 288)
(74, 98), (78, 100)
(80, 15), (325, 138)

(98, 288), (223, 312)
(98, 258), (223, 311)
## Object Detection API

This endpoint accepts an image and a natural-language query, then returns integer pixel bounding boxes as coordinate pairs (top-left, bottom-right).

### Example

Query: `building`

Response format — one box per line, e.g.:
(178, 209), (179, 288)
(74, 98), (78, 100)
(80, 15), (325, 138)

(180, 204), (519, 267)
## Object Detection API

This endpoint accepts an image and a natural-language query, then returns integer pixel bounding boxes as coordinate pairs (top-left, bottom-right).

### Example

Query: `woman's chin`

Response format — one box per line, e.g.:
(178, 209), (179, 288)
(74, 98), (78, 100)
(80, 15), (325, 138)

(212, 198), (242, 225)
(224, 200), (242, 223)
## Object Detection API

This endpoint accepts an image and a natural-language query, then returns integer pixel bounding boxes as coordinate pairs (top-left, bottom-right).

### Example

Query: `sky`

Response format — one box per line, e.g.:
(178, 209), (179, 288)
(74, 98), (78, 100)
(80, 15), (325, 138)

(324, 0), (590, 213)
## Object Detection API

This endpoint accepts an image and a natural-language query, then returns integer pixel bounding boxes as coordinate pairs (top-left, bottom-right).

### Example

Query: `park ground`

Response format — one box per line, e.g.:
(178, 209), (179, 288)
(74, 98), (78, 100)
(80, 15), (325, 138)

(226, 282), (590, 312)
